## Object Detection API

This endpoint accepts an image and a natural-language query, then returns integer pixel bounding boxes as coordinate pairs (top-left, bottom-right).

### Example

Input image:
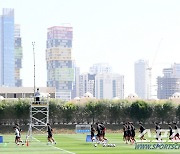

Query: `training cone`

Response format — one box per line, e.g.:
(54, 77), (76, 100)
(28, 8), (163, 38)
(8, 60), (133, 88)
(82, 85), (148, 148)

(26, 140), (29, 146)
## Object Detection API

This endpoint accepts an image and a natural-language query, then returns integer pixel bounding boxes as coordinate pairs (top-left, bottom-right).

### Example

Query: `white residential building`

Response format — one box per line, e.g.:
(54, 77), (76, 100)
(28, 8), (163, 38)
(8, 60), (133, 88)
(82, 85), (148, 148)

(95, 73), (124, 99)
(79, 73), (95, 97)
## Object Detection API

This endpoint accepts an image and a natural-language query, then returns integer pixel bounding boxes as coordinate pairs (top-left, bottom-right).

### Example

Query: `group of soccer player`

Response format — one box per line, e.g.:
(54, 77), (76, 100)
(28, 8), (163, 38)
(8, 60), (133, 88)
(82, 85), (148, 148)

(123, 121), (180, 144)
(12, 121), (180, 146)
(13, 123), (56, 145)
(91, 122), (107, 143)
(123, 122), (136, 144)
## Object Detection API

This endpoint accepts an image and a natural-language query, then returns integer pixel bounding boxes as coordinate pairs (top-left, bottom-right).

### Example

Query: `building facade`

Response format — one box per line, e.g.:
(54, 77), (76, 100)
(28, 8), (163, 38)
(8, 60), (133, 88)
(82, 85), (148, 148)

(157, 63), (180, 99)
(14, 24), (23, 86)
(134, 59), (150, 99)
(89, 63), (112, 75)
(46, 26), (74, 101)
(95, 73), (124, 99)
(79, 73), (95, 97)
(71, 66), (80, 98)
(0, 87), (55, 98)
(0, 8), (15, 87)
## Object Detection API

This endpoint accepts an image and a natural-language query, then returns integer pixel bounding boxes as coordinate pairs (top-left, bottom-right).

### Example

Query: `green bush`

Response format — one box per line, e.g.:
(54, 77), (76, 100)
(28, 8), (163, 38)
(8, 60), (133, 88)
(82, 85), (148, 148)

(0, 99), (178, 124)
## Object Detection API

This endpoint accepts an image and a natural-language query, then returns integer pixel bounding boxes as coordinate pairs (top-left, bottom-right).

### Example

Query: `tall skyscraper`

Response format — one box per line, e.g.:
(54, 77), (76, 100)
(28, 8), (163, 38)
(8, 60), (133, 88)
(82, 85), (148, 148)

(46, 26), (74, 101)
(95, 73), (124, 99)
(134, 59), (150, 99)
(14, 24), (23, 87)
(157, 63), (180, 99)
(0, 8), (15, 87)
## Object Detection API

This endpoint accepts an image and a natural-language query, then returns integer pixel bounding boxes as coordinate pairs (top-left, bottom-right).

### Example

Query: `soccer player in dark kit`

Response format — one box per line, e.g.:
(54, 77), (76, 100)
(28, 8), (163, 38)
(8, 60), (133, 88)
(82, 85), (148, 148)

(168, 123), (173, 140)
(174, 122), (180, 140)
(47, 123), (56, 144)
(130, 122), (136, 143)
(123, 123), (128, 143)
(139, 122), (146, 140)
(99, 122), (107, 141)
(155, 122), (161, 140)
(91, 125), (96, 142)
(127, 122), (131, 142)
(96, 122), (103, 142)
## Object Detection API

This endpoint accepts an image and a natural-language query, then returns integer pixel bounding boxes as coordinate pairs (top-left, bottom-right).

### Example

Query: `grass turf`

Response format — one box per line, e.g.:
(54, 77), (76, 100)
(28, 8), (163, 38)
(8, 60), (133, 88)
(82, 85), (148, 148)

(1, 133), (180, 154)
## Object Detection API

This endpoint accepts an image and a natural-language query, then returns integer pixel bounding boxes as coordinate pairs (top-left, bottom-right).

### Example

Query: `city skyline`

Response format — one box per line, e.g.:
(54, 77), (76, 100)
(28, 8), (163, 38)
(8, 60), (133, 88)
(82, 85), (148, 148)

(1, 0), (180, 97)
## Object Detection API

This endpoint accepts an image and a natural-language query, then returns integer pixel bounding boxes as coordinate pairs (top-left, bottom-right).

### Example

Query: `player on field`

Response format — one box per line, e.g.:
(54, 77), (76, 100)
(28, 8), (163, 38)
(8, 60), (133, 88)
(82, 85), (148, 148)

(139, 122), (146, 140)
(155, 122), (161, 141)
(91, 125), (96, 142)
(47, 123), (56, 144)
(123, 123), (128, 143)
(168, 123), (173, 140)
(99, 122), (107, 141)
(15, 123), (22, 136)
(173, 122), (180, 140)
(127, 122), (131, 142)
(13, 126), (24, 145)
(96, 122), (103, 142)
(130, 122), (136, 143)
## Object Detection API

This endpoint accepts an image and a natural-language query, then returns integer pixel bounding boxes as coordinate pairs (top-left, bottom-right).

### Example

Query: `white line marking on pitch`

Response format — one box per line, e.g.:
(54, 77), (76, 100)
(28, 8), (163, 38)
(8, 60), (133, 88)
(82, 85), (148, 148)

(33, 137), (75, 154)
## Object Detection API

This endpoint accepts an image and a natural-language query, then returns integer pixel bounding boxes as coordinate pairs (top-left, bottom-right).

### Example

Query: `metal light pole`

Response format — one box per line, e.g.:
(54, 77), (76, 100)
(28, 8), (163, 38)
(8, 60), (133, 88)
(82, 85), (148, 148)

(26, 42), (49, 140)
(32, 42), (35, 98)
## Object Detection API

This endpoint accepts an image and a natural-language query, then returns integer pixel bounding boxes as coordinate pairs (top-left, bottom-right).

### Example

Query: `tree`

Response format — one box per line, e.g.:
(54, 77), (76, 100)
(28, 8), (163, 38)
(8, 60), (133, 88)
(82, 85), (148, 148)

(154, 102), (174, 123)
(62, 102), (77, 124)
(108, 103), (121, 124)
(176, 105), (180, 122)
(130, 100), (152, 122)
(85, 101), (105, 124)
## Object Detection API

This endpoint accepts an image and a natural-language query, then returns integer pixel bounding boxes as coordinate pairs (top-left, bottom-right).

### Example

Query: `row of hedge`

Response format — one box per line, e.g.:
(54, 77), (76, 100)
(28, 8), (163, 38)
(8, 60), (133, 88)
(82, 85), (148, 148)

(0, 99), (180, 125)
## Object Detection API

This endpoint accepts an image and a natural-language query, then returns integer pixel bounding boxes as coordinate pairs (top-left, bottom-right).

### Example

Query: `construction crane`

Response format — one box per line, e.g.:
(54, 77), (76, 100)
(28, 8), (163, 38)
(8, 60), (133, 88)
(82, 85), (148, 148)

(147, 38), (163, 99)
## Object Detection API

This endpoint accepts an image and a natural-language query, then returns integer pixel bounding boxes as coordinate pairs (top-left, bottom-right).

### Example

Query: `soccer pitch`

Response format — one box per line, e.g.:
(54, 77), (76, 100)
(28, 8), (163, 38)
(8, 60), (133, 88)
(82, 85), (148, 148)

(1, 133), (180, 154)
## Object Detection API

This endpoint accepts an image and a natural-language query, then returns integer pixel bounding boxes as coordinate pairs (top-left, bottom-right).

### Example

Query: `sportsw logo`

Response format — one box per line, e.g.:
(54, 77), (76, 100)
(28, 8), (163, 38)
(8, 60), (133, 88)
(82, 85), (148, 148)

(137, 129), (180, 143)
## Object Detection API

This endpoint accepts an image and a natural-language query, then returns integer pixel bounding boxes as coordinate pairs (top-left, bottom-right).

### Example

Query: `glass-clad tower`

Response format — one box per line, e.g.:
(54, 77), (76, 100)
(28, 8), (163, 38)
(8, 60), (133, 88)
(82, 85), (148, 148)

(0, 8), (15, 87)
(46, 26), (74, 100)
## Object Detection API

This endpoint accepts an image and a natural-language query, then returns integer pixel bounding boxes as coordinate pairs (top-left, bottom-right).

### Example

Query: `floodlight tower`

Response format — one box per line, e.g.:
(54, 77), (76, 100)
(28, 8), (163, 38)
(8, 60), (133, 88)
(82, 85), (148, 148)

(27, 42), (49, 139)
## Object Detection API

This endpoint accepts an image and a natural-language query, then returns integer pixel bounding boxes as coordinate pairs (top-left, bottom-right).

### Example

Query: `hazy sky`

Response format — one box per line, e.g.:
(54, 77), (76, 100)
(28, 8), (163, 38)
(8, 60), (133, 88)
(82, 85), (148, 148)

(1, 0), (180, 97)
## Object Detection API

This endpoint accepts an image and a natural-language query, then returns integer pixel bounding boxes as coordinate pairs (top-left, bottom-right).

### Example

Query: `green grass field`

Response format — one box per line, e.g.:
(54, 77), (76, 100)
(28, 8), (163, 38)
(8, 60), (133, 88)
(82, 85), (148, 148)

(1, 133), (180, 154)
